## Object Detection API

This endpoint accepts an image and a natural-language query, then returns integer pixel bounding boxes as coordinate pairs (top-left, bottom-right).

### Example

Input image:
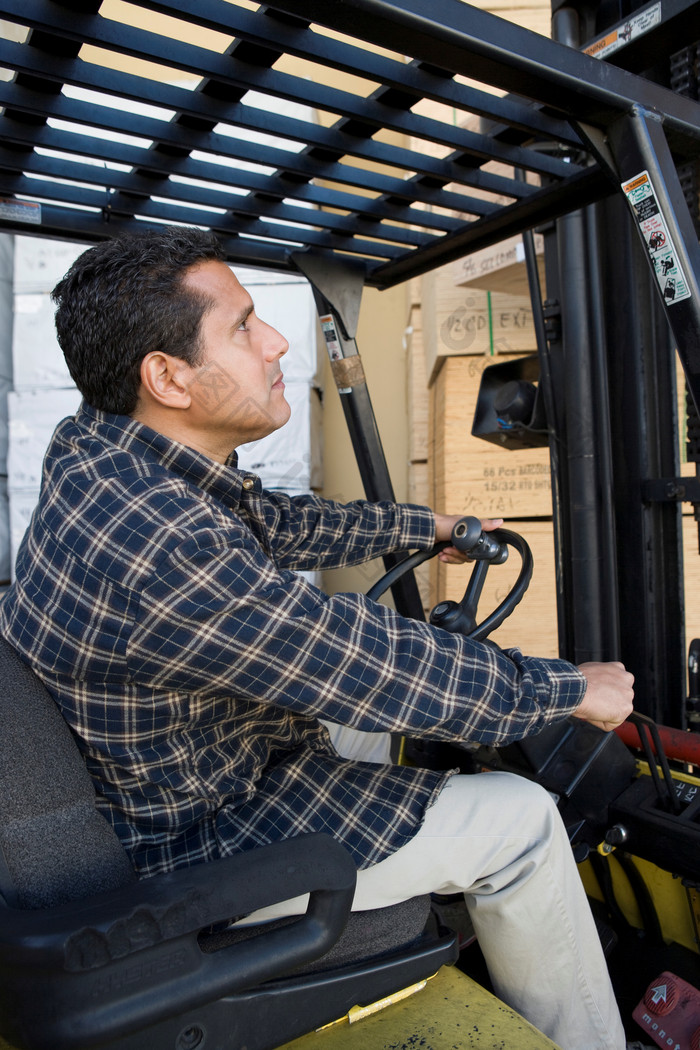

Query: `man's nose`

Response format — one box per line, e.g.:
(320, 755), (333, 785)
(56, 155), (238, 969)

(265, 322), (289, 358)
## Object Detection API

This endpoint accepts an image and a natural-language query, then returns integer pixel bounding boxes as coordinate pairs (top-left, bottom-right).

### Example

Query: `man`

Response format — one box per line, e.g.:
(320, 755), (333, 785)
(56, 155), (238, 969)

(0, 227), (635, 1050)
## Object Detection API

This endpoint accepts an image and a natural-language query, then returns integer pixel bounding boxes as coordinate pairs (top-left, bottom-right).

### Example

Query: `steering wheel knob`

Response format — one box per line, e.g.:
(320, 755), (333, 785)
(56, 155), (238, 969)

(451, 517), (483, 551)
(452, 517), (509, 564)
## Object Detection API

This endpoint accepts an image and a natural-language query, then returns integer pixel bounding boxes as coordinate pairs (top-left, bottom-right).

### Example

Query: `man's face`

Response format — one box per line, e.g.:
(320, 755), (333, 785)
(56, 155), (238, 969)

(181, 260), (291, 451)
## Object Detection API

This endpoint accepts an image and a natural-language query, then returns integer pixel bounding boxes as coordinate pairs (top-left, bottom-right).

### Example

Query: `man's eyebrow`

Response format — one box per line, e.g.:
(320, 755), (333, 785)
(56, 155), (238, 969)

(233, 302), (254, 329)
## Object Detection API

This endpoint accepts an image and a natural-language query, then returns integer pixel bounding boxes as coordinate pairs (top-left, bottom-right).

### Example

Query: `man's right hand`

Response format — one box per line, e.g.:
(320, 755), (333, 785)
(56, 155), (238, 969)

(572, 661), (634, 733)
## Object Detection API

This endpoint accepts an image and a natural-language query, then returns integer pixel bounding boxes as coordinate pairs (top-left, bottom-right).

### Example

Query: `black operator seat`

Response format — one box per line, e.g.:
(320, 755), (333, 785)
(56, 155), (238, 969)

(0, 635), (457, 1050)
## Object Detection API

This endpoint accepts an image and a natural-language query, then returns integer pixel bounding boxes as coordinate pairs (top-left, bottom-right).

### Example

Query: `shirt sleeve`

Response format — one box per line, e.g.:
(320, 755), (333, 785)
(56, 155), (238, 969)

(252, 489), (436, 570)
(127, 531), (587, 748)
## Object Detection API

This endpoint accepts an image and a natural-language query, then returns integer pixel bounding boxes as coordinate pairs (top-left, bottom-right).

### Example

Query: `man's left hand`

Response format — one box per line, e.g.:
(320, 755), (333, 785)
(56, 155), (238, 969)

(434, 514), (504, 564)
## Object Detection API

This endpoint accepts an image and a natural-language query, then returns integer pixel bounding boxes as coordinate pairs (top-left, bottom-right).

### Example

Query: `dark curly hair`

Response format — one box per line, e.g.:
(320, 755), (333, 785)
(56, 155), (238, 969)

(51, 226), (225, 415)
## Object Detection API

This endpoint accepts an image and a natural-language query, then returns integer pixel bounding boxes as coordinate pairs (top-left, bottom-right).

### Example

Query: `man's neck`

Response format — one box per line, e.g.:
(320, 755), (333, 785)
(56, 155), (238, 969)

(130, 404), (233, 464)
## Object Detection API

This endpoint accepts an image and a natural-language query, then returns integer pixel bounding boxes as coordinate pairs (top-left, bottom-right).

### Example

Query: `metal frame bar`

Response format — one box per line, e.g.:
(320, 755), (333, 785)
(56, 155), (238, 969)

(265, 0), (700, 144)
(292, 251), (425, 618)
(583, 106), (700, 409)
(0, 0), (696, 287)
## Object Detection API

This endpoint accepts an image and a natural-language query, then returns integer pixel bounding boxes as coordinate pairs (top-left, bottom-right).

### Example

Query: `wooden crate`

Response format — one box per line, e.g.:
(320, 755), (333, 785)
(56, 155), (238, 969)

(684, 517), (700, 644)
(429, 354), (553, 519)
(422, 321), (692, 518)
(453, 233), (546, 299)
(422, 265), (537, 383)
(430, 518), (559, 659)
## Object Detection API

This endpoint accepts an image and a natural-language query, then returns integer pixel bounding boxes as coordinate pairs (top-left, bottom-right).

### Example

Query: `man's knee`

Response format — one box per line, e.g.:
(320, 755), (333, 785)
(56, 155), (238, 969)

(486, 769), (557, 808)
(486, 771), (561, 835)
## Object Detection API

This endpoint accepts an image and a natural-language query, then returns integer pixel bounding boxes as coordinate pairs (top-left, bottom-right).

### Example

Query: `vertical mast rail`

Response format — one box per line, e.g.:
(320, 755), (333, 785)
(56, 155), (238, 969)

(292, 253), (426, 620)
(584, 107), (700, 411)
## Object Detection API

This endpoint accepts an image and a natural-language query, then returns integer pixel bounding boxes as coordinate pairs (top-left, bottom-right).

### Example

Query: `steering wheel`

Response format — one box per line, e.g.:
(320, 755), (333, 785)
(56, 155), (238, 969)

(366, 516), (533, 642)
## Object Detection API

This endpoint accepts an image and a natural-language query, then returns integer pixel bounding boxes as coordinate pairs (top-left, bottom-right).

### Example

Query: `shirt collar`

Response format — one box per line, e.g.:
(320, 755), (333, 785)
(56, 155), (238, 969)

(76, 402), (255, 507)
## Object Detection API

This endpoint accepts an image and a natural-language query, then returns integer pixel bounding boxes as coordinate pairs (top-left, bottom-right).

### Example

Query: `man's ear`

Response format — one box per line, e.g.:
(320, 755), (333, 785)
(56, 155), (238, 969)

(139, 352), (192, 410)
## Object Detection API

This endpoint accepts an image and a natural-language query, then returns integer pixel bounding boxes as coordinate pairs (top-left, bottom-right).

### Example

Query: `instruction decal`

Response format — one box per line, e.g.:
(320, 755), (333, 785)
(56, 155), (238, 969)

(320, 314), (342, 361)
(319, 313), (351, 393)
(0, 199), (41, 224)
(621, 170), (691, 305)
(583, 3), (661, 59)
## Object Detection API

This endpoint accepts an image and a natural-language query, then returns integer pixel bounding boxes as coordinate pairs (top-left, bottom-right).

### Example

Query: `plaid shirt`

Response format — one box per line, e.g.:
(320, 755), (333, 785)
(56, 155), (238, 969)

(0, 405), (586, 878)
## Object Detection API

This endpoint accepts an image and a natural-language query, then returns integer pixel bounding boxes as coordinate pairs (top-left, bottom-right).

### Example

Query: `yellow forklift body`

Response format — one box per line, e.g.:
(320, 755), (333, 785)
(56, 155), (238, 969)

(281, 965), (560, 1050)
(581, 766), (700, 957)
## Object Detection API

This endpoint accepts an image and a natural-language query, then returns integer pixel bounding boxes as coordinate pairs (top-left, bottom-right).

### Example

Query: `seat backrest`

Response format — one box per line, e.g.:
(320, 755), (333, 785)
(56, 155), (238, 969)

(0, 634), (433, 979)
(0, 635), (135, 909)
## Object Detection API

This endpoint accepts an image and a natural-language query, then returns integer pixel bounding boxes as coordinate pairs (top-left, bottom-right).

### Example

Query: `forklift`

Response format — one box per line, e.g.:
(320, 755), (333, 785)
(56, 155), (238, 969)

(1, 0), (700, 1046)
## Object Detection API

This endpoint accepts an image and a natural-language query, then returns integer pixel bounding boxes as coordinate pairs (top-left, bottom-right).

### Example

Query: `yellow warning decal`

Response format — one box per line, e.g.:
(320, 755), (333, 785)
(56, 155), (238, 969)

(621, 169), (692, 306)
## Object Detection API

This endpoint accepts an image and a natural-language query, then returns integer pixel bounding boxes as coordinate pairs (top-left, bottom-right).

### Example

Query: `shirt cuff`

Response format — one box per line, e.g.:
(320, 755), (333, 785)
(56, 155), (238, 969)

(393, 503), (437, 552)
(507, 649), (588, 723)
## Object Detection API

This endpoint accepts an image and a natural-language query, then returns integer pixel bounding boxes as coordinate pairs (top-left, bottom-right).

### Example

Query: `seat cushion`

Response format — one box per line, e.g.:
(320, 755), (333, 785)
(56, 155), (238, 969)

(200, 894), (433, 974)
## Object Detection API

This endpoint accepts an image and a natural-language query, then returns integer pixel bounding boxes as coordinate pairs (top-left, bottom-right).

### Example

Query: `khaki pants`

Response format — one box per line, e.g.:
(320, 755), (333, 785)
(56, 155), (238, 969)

(244, 770), (625, 1050)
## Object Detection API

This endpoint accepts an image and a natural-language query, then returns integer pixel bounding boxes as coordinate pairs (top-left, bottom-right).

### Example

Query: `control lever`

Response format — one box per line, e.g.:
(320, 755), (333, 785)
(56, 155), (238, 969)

(628, 711), (682, 815)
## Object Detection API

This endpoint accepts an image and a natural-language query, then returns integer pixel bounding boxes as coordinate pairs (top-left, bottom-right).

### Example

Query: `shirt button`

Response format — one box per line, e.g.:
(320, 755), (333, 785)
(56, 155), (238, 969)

(242, 477), (255, 491)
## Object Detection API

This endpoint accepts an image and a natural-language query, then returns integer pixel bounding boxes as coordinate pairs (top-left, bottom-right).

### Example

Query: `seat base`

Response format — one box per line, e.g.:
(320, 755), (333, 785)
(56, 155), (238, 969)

(60, 930), (458, 1050)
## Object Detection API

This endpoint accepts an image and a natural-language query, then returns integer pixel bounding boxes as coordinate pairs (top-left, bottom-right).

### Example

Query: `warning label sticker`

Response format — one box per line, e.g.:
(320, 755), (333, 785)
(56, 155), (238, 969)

(0, 199), (41, 224)
(583, 3), (661, 59)
(621, 169), (691, 305)
(320, 313), (351, 393)
(320, 314), (342, 361)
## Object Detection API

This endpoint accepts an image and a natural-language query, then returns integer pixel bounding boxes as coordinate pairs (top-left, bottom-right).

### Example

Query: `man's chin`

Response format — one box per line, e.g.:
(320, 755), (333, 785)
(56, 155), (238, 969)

(276, 398), (292, 430)
(241, 408), (291, 446)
